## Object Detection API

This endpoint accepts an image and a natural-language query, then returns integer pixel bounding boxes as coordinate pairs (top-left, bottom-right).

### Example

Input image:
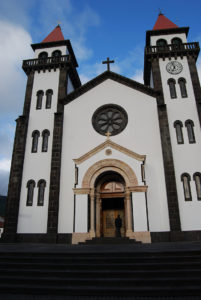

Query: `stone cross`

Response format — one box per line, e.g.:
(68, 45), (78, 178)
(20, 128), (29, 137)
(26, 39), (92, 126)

(105, 131), (111, 139)
(102, 57), (115, 71)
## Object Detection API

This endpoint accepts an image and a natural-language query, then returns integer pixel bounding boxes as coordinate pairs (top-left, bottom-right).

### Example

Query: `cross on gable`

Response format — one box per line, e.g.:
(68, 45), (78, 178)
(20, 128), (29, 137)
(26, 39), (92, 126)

(105, 131), (111, 139)
(102, 57), (115, 71)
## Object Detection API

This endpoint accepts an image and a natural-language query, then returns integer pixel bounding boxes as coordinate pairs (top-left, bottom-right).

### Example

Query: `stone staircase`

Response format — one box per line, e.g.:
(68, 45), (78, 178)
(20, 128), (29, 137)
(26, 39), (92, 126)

(0, 244), (201, 298)
(79, 237), (142, 244)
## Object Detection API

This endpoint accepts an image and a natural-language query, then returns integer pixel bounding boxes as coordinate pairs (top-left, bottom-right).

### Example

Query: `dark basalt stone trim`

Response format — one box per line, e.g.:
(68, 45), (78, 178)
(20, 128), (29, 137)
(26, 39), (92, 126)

(151, 231), (201, 243)
(47, 69), (67, 234)
(31, 40), (78, 67)
(2, 73), (34, 243)
(187, 56), (201, 126)
(63, 71), (159, 105)
(1, 233), (72, 244)
(152, 59), (181, 231)
(146, 27), (189, 46)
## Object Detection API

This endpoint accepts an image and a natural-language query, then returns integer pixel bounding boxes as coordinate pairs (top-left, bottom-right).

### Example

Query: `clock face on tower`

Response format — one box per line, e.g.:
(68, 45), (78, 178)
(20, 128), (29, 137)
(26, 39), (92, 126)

(166, 61), (183, 75)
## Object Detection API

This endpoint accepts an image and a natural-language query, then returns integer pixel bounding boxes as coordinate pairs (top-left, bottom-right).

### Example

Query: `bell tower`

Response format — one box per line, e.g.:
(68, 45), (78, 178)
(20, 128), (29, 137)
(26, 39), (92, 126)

(144, 14), (201, 236)
(3, 25), (81, 242)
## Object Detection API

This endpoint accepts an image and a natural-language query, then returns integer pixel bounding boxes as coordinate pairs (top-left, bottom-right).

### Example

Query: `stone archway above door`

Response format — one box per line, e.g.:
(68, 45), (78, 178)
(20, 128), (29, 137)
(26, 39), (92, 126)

(82, 159), (139, 189)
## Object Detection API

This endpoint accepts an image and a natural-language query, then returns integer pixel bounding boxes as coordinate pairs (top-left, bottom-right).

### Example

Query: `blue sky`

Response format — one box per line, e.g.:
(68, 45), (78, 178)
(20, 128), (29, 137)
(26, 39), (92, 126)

(0, 0), (201, 195)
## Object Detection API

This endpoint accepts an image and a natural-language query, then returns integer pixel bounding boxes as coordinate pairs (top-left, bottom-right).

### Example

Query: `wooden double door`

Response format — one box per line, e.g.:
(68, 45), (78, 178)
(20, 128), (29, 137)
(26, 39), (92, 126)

(101, 197), (125, 237)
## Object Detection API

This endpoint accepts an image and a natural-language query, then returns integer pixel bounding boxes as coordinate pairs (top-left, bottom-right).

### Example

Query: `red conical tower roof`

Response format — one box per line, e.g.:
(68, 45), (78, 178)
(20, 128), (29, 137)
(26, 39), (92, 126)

(42, 25), (64, 43)
(153, 13), (178, 30)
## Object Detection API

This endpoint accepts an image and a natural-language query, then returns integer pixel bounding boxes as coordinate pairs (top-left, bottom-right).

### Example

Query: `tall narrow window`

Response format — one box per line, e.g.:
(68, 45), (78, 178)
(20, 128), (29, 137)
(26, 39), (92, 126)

(32, 130), (40, 153)
(193, 173), (201, 200)
(26, 180), (35, 206)
(42, 130), (50, 152)
(185, 120), (195, 143)
(168, 79), (177, 99)
(156, 39), (167, 51)
(174, 121), (184, 144)
(37, 180), (46, 206)
(178, 78), (187, 98)
(46, 89), (53, 109)
(181, 173), (192, 201)
(36, 90), (44, 109)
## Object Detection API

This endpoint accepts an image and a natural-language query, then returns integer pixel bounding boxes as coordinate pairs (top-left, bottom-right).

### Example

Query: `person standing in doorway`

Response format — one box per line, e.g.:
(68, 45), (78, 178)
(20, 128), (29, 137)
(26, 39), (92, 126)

(115, 215), (122, 237)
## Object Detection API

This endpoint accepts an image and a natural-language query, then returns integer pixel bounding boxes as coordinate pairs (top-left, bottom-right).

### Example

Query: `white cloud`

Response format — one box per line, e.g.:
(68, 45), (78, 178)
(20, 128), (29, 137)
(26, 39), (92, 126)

(0, 20), (33, 117)
(0, 159), (11, 172)
(131, 69), (144, 84)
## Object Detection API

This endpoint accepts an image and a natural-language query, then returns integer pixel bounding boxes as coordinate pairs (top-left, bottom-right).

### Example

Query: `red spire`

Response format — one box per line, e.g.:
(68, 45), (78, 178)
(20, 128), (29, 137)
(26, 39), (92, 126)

(153, 13), (178, 30)
(42, 25), (64, 43)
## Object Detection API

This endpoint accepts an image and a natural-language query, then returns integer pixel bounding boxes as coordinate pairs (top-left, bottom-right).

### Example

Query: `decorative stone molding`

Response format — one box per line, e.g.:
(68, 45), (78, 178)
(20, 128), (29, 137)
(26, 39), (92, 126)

(72, 233), (92, 245)
(128, 231), (151, 243)
(73, 139), (146, 165)
(73, 188), (91, 195)
(128, 186), (148, 192)
(82, 159), (138, 189)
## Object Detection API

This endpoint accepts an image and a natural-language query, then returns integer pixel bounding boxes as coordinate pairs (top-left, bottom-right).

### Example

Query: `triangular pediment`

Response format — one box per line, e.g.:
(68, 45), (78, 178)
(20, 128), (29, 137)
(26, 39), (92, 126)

(73, 139), (146, 165)
(64, 71), (158, 105)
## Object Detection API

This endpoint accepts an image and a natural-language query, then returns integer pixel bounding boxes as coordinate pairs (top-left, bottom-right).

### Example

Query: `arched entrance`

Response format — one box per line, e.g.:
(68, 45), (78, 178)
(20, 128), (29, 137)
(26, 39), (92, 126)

(95, 171), (126, 237)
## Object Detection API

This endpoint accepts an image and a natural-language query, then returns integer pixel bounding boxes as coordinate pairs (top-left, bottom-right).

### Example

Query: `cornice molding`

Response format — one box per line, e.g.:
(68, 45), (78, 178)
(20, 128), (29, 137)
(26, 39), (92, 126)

(73, 139), (146, 165)
(63, 71), (158, 105)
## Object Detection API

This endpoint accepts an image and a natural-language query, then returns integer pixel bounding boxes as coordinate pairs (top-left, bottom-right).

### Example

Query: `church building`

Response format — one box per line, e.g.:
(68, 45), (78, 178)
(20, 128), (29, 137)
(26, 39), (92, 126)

(2, 14), (201, 244)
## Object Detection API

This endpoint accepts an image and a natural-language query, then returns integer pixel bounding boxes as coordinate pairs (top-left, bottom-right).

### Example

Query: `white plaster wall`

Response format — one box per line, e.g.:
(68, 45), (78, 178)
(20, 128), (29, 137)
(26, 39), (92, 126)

(58, 79), (170, 233)
(159, 56), (201, 230)
(132, 192), (148, 231)
(150, 33), (187, 46)
(34, 46), (68, 58)
(75, 194), (88, 232)
(17, 69), (60, 233)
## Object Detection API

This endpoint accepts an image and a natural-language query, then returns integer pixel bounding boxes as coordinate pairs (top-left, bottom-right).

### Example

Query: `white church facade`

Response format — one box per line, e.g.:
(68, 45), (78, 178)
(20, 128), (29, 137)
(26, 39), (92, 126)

(2, 14), (201, 244)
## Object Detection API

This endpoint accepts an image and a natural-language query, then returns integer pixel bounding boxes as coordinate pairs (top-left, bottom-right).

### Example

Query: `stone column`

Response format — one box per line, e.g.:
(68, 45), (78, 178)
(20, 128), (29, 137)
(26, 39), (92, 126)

(89, 189), (95, 237)
(96, 193), (101, 237)
(125, 189), (133, 236)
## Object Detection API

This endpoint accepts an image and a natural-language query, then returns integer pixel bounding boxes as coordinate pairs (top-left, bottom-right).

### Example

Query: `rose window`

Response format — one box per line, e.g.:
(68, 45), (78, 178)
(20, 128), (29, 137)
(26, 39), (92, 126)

(92, 104), (128, 136)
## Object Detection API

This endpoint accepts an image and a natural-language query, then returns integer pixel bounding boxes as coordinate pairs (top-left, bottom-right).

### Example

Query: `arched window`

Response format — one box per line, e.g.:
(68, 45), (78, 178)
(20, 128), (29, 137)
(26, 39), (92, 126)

(171, 37), (182, 49)
(178, 78), (187, 98)
(168, 79), (177, 99)
(185, 120), (195, 143)
(46, 89), (53, 109)
(37, 179), (46, 206)
(181, 173), (192, 201)
(42, 130), (50, 152)
(32, 130), (40, 153)
(52, 50), (62, 62)
(36, 90), (44, 109)
(52, 50), (62, 57)
(193, 172), (201, 200)
(156, 39), (168, 51)
(26, 180), (35, 206)
(174, 121), (184, 144)
(38, 52), (48, 64)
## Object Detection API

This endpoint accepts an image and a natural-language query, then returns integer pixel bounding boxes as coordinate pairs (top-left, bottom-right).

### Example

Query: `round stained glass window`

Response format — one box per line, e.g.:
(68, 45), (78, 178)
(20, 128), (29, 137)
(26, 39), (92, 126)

(92, 104), (128, 136)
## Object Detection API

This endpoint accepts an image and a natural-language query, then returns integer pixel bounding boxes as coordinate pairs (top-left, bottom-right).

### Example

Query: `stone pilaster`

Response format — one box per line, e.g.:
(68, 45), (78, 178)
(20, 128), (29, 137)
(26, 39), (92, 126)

(89, 189), (95, 237)
(152, 59), (181, 232)
(2, 72), (34, 242)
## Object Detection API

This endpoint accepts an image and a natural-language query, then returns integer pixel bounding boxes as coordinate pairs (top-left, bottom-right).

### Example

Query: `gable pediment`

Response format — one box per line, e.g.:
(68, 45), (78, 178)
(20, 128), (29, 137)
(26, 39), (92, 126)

(73, 138), (146, 165)
(64, 71), (158, 105)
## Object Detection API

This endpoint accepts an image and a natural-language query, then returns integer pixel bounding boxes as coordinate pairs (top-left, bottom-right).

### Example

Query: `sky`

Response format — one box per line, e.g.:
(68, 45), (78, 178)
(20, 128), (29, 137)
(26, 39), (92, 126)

(0, 0), (201, 195)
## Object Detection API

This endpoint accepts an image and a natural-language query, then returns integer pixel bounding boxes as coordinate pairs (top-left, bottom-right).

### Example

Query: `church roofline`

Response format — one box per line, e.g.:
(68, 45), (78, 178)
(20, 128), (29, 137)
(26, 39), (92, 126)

(64, 71), (159, 105)
(31, 40), (78, 68)
(146, 27), (189, 46)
